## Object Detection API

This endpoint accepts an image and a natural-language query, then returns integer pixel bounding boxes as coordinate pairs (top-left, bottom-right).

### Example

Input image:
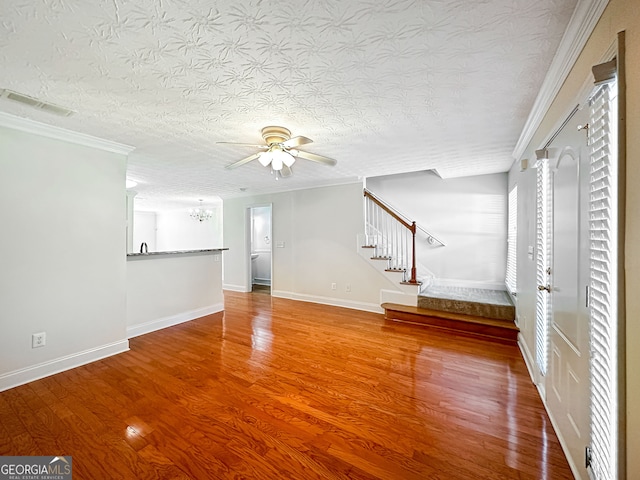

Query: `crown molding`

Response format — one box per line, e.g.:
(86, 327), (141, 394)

(0, 112), (135, 155)
(512, 0), (610, 161)
(223, 177), (363, 200)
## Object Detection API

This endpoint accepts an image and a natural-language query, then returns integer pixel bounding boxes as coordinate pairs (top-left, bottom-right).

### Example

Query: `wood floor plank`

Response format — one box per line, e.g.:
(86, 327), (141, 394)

(0, 417), (14, 453)
(0, 291), (574, 479)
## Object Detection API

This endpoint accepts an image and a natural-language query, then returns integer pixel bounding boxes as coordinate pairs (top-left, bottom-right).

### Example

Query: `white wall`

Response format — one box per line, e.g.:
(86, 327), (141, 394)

(252, 253), (271, 284)
(508, 165), (537, 354)
(132, 207), (222, 253)
(0, 121), (129, 391)
(155, 207), (222, 251)
(251, 205), (271, 253)
(133, 211), (157, 252)
(366, 171), (508, 289)
(223, 182), (401, 312)
(126, 252), (224, 338)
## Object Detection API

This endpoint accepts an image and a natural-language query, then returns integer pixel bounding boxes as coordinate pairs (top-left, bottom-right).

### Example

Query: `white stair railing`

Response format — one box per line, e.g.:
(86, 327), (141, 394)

(364, 189), (444, 285)
(364, 190), (418, 284)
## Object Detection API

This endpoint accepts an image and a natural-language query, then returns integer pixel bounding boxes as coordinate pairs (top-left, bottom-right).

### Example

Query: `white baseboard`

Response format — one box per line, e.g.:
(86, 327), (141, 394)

(535, 372), (584, 480)
(518, 335), (537, 384)
(223, 283), (250, 293)
(127, 303), (224, 338)
(271, 290), (383, 314)
(518, 334), (583, 479)
(0, 339), (130, 393)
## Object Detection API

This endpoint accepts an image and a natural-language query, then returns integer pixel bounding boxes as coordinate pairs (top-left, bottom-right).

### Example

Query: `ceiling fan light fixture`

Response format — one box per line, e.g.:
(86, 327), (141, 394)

(283, 151), (296, 167)
(269, 149), (294, 171)
(271, 153), (284, 171)
(223, 126), (336, 175)
(258, 151), (272, 167)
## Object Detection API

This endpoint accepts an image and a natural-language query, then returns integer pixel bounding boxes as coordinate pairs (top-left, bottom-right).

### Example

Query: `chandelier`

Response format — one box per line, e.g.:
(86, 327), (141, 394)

(190, 200), (213, 222)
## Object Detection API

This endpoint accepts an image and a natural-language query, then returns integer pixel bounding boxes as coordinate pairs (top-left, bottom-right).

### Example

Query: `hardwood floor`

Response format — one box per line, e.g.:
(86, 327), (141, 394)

(0, 291), (573, 479)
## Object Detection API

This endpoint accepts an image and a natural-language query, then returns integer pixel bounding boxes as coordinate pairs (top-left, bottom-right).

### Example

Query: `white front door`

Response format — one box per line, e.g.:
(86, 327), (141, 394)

(543, 106), (591, 479)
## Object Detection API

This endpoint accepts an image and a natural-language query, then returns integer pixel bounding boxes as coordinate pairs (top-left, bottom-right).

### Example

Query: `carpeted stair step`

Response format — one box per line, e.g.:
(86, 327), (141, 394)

(418, 286), (515, 321)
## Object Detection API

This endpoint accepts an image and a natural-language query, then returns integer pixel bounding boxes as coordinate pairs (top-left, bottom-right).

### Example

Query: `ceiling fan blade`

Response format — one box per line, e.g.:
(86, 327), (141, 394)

(225, 152), (262, 170)
(280, 165), (293, 178)
(282, 136), (313, 149)
(294, 150), (337, 166)
(217, 142), (268, 149)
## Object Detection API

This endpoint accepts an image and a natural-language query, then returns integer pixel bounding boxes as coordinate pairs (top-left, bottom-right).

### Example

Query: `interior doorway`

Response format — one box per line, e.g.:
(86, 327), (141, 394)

(249, 205), (272, 293)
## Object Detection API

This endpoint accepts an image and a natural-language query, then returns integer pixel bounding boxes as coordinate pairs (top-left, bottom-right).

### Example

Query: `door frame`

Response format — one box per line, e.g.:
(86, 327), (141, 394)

(246, 203), (273, 293)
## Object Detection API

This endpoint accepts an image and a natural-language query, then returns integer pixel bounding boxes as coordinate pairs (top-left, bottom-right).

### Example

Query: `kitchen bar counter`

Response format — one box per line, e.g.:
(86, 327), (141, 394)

(127, 248), (228, 259)
(126, 248), (227, 338)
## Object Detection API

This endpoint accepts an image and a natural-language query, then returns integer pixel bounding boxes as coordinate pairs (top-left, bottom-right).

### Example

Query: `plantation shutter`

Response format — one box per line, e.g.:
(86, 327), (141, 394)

(588, 79), (618, 480)
(535, 158), (550, 375)
(505, 186), (517, 294)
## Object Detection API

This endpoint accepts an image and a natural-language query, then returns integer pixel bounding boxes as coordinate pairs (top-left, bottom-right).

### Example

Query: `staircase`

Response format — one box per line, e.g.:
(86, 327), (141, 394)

(383, 285), (519, 343)
(363, 189), (518, 343)
(363, 189), (444, 286)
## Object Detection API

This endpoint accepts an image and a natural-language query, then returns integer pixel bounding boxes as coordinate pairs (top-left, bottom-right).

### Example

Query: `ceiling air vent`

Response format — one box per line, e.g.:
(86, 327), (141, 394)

(0, 89), (76, 117)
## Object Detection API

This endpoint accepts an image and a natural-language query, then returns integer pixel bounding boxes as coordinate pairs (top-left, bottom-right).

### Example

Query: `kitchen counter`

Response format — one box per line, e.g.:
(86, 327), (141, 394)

(126, 248), (227, 338)
(127, 248), (228, 259)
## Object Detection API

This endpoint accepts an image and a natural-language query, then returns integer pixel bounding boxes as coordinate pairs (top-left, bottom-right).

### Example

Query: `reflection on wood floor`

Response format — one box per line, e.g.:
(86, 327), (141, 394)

(251, 283), (271, 294)
(0, 290), (573, 479)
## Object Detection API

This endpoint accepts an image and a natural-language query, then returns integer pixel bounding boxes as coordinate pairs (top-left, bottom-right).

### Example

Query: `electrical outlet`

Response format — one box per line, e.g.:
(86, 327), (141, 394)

(331, 283), (337, 290)
(346, 283), (351, 292)
(32, 332), (46, 348)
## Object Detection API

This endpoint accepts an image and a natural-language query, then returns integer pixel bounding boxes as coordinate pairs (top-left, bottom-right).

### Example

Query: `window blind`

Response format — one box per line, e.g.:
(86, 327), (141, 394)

(506, 186), (518, 294)
(588, 81), (618, 480)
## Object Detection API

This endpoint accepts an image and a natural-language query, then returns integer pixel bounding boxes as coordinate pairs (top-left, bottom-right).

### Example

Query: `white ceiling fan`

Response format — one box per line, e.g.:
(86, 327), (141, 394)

(220, 126), (337, 178)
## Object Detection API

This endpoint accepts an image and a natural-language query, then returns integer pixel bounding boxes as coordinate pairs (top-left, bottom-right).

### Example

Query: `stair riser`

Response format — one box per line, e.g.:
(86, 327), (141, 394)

(357, 235), (420, 295)
(384, 309), (519, 344)
(417, 298), (515, 321)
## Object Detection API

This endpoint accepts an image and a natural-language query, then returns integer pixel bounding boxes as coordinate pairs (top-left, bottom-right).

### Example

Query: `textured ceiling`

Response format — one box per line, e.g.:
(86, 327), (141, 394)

(0, 0), (577, 211)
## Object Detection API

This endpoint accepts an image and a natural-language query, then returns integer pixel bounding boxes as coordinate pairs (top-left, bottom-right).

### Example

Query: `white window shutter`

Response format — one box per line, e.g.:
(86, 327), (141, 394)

(588, 80), (618, 480)
(506, 186), (518, 294)
(535, 160), (551, 375)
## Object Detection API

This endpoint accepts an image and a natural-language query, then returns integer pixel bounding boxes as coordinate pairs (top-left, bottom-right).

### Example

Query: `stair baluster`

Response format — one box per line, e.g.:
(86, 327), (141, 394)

(364, 189), (419, 285)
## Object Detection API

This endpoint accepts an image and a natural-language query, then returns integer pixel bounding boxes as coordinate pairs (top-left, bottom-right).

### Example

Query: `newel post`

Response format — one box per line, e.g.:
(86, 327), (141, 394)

(409, 221), (418, 284)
